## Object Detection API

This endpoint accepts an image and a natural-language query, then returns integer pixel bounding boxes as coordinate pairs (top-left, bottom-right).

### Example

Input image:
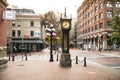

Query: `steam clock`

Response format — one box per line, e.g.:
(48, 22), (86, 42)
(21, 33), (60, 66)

(60, 8), (72, 67)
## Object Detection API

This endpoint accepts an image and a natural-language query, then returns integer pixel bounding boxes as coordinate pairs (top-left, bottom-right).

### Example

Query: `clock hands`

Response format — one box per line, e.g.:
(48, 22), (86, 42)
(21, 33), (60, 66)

(63, 23), (67, 26)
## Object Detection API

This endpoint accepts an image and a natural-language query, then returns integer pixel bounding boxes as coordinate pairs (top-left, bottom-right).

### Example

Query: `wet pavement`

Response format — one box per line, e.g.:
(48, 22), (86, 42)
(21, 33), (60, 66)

(0, 49), (120, 80)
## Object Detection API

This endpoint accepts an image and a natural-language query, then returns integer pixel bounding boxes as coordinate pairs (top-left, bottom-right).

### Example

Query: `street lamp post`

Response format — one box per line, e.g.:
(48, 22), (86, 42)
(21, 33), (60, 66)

(46, 24), (56, 62)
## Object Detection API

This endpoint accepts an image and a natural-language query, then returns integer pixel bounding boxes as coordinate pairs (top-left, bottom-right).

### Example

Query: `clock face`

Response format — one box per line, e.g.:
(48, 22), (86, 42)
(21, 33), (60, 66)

(62, 21), (70, 29)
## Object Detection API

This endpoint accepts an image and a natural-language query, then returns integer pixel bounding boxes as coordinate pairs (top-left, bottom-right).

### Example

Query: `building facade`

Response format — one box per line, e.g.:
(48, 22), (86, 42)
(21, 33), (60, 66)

(77, 0), (120, 51)
(0, 0), (8, 57)
(7, 9), (44, 53)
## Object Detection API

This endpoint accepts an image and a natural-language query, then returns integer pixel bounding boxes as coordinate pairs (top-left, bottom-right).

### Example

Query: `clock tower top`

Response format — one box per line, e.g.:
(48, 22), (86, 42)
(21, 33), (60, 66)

(60, 7), (72, 19)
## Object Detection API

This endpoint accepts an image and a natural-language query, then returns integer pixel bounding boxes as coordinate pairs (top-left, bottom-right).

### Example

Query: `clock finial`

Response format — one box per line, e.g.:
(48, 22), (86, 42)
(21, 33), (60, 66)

(64, 7), (67, 17)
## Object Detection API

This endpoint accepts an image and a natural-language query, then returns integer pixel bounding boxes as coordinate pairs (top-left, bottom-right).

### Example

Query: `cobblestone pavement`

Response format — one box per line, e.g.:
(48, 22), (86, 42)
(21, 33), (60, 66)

(0, 49), (120, 80)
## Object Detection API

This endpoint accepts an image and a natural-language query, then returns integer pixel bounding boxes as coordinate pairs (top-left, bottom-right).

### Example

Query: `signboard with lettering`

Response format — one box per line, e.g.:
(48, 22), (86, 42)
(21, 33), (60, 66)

(3, 10), (16, 20)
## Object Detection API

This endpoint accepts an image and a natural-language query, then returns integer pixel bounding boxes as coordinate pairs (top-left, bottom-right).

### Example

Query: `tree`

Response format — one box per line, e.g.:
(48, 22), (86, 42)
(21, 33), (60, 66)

(40, 11), (62, 45)
(108, 15), (120, 45)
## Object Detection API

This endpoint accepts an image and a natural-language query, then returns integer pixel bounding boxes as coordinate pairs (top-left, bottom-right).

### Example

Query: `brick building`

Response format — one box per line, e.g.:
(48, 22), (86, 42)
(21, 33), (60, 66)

(77, 0), (120, 51)
(0, 0), (8, 47)
(0, 0), (8, 57)
(7, 9), (44, 53)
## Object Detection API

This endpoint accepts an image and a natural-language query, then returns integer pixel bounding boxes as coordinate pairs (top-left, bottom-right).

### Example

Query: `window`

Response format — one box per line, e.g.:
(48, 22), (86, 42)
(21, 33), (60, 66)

(91, 10), (94, 16)
(106, 11), (113, 18)
(85, 29), (87, 33)
(85, 15), (87, 19)
(106, 1), (113, 7)
(95, 6), (98, 13)
(94, 0), (98, 3)
(88, 20), (90, 25)
(99, 3), (103, 10)
(30, 31), (34, 37)
(95, 16), (97, 21)
(99, 23), (103, 28)
(99, 13), (103, 19)
(91, 27), (94, 31)
(12, 21), (16, 26)
(116, 2), (120, 8)
(117, 11), (120, 16)
(17, 21), (21, 27)
(95, 25), (98, 30)
(96, 15), (99, 21)
(30, 21), (34, 27)
(92, 18), (94, 23)
(88, 12), (90, 17)
(17, 30), (21, 37)
(12, 30), (15, 37)
(88, 28), (90, 32)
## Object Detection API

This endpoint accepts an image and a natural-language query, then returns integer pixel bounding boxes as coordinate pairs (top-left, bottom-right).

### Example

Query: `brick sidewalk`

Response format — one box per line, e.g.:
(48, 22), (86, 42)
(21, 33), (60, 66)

(0, 60), (120, 80)
(0, 49), (120, 80)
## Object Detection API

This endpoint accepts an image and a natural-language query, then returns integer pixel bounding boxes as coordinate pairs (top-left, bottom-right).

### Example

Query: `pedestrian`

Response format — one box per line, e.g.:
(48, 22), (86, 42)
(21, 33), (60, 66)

(13, 46), (17, 56)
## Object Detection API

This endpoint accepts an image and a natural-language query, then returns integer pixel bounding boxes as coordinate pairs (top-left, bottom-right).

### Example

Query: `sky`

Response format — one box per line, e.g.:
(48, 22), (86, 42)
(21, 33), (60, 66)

(7, 0), (84, 18)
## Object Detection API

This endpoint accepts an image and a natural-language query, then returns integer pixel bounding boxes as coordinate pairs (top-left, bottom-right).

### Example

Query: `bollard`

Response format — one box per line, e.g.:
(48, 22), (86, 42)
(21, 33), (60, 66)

(55, 49), (56, 54)
(12, 54), (15, 61)
(8, 54), (11, 61)
(22, 53), (23, 61)
(76, 56), (78, 64)
(84, 57), (87, 67)
(25, 53), (27, 61)
(56, 54), (58, 61)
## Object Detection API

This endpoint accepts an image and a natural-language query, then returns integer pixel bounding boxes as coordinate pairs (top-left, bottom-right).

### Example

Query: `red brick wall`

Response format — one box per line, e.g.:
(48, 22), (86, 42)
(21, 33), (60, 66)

(0, 1), (7, 47)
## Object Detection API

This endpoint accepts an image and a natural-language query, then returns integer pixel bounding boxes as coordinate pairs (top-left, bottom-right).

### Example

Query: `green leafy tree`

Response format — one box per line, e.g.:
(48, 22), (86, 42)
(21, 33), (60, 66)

(108, 15), (120, 45)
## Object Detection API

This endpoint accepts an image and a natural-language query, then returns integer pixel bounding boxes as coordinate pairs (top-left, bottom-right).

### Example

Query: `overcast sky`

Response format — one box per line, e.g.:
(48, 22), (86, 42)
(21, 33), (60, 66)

(7, 0), (84, 18)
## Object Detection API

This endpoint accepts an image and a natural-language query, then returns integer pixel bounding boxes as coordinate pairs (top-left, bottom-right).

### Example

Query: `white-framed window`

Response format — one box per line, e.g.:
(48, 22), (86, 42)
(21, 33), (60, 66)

(116, 1), (120, 8)
(106, 11), (113, 18)
(106, 1), (113, 7)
